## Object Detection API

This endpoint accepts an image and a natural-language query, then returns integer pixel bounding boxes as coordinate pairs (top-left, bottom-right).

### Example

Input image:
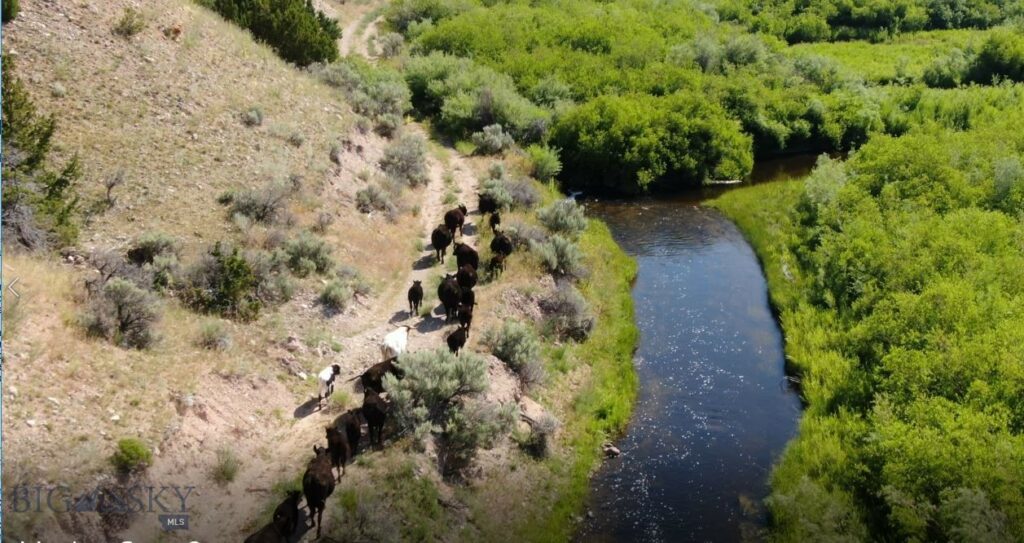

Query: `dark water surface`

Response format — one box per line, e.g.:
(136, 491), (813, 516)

(576, 159), (811, 542)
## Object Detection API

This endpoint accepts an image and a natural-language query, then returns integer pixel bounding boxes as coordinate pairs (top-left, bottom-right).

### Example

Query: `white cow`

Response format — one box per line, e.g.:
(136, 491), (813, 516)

(317, 364), (341, 408)
(380, 325), (411, 361)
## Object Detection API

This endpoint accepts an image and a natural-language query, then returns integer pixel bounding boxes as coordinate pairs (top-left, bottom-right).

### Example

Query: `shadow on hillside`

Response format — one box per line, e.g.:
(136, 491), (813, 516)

(461, 223), (477, 237)
(388, 309), (415, 324)
(415, 313), (450, 334)
(412, 254), (436, 270)
(293, 398), (322, 420)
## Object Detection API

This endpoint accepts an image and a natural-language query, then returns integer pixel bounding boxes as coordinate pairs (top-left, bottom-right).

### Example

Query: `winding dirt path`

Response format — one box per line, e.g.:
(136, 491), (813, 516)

(119, 5), (503, 540)
(120, 129), (493, 542)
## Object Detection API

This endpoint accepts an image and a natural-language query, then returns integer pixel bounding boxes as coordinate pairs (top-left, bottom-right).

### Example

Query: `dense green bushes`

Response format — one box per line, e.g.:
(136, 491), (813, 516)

(725, 0), (1018, 43)
(389, 0), (907, 192)
(200, 0), (339, 66)
(552, 93), (753, 190)
(310, 58), (410, 136)
(713, 103), (1024, 541)
(402, 53), (549, 141)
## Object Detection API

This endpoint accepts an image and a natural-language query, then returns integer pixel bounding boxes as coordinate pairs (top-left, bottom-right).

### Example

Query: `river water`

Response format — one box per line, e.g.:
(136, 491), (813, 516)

(576, 157), (813, 542)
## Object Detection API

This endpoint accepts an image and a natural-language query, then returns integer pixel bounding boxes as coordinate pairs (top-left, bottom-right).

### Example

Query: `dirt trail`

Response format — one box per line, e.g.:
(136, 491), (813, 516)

(120, 5), (512, 540)
(120, 125), (499, 541)
(326, 0), (385, 58)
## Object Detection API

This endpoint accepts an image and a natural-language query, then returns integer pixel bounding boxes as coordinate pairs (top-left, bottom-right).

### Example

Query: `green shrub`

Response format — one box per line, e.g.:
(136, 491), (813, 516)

(282, 232), (334, 277)
(313, 211), (335, 233)
(182, 243), (262, 321)
(1, 55), (81, 249)
(150, 254), (180, 292)
(380, 134), (429, 187)
(385, 0), (478, 33)
(112, 7), (146, 38)
(539, 282), (594, 341)
(505, 178), (540, 209)
(127, 232), (178, 265)
(551, 93), (753, 192)
(378, 32), (405, 58)
(527, 145), (562, 182)
(82, 278), (160, 349)
(356, 184), (398, 219)
(2, 0), (19, 23)
(471, 124), (514, 155)
(211, 447), (241, 485)
(503, 219), (547, 247)
(319, 280), (353, 312)
(203, 0), (340, 66)
(923, 49), (972, 88)
(244, 249), (295, 303)
(537, 198), (587, 238)
(438, 402), (516, 477)
(402, 53), (550, 140)
(530, 235), (585, 278)
(483, 321), (544, 387)
(241, 107), (263, 127)
(480, 178), (513, 211)
(197, 321), (231, 350)
(519, 413), (559, 458)
(312, 58), (411, 136)
(384, 348), (488, 438)
(967, 28), (1024, 84)
(225, 182), (290, 224)
(110, 438), (152, 474)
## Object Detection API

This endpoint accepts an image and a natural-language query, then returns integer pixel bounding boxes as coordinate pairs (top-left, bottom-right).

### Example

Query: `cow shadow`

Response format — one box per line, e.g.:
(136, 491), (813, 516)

(387, 309), (415, 324)
(462, 223), (477, 237)
(412, 254), (436, 270)
(293, 398), (322, 420)
(415, 313), (450, 334)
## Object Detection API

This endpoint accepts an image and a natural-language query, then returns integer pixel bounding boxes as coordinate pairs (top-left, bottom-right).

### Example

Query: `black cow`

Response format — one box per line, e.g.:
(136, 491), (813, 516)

(362, 389), (389, 449)
(273, 490), (302, 538)
(325, 426), (350, 481)
(456, 264), (477, 290)
(490, 230), (514, 257)
(453, 242), (479, 270)
(460, 286), (475, 307)
(438, 274), (461, 321)
(408, 280), (423, 315)
(447, 327), (467, 356)
(244, 488), (301, 542)
(458, 303), (475, 336)
(489, 211), (501, 230)
(444, 204), (469, 237)
(479, 193), (498, 215)
(487, 253), (506, 278)
(333, 409), (362, 456)
(431, 225), (453, 263)
(358, 357), (404, 394)
(302, 445), (335, 538)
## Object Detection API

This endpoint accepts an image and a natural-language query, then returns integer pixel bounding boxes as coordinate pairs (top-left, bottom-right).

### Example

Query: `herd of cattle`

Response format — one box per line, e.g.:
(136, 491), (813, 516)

(246, 194), (514, 542)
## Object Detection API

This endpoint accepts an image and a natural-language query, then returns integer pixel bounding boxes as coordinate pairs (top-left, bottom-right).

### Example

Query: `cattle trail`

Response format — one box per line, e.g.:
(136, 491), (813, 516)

(121, 118), (496, 541)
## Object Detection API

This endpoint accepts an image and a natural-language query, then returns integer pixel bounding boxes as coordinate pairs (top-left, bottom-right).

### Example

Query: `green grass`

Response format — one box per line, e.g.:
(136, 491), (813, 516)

(787, 29), (990, 83)
(520, 219), (639, 542)
(708, 180), (805, 310)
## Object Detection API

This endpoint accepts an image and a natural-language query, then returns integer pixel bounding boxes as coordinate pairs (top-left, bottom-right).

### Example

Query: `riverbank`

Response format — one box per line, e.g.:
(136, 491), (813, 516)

(464, 214), (640, 542)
